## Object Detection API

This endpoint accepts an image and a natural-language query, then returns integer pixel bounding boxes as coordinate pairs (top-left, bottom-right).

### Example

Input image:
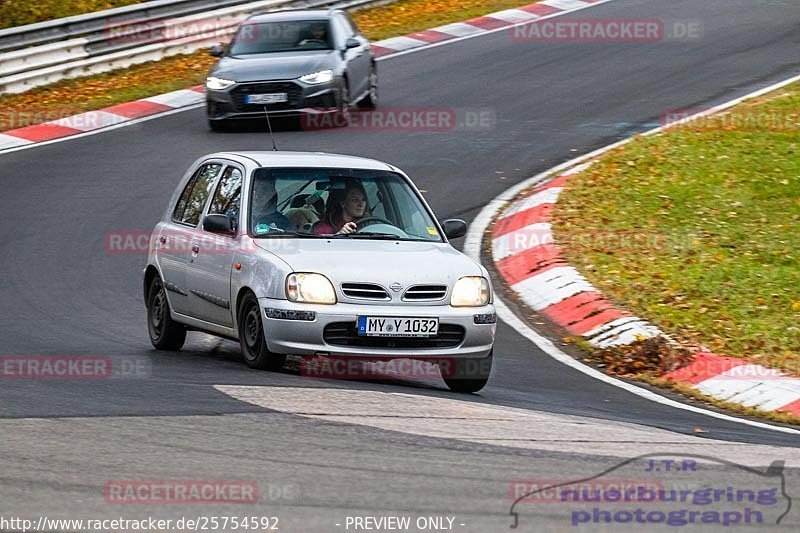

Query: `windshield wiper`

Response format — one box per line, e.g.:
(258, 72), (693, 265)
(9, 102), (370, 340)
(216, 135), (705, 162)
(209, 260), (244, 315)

(253, 231), (323, 238)
(331, 232), (407, 240)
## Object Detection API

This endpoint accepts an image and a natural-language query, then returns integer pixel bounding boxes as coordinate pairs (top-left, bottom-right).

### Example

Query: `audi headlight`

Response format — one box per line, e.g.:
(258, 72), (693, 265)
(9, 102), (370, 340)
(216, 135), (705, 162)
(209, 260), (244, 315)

(450, 276), (490, 307)
(299, 69), (333, 84)
(286, 273), (336, 304)
(206, 76), (236, 90)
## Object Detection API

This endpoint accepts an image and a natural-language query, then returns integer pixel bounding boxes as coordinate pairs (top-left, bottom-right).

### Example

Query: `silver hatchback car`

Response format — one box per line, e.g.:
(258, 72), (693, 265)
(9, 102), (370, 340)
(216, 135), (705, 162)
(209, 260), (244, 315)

(143, 152), (496, 392)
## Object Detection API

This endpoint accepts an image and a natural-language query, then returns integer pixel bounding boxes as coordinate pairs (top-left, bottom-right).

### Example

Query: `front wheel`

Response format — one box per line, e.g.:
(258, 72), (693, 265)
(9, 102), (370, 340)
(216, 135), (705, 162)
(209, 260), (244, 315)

(334, 79), (351, 127)
(208, 119), (232, 132)
(358, 67), (378, 109)
(238, 292), (286, 371)
(440, 350), (493, 393)
(146, 277), (186, 350)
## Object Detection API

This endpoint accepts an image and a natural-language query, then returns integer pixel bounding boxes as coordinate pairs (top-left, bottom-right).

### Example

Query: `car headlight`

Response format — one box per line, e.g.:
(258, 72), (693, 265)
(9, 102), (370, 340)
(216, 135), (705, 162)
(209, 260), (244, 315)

(299, 69), (333, 84)
(286, 273), (336, 304)
(450, 276), (491, 307)
(206, 76), (236, 90)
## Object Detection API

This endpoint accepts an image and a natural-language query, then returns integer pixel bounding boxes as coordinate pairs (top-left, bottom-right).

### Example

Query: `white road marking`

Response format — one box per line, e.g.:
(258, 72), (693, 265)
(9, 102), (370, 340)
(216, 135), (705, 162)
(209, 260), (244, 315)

(144, 89), (204, 108)
(485, 9), (541, 23)
(375, 36), (430, 51)
(511, 265), (594, 310)
(491, 222), (553, 261)
(215, 385), (800, 464)
(432, 22), (485, 37)
(0, 133), (33, 150)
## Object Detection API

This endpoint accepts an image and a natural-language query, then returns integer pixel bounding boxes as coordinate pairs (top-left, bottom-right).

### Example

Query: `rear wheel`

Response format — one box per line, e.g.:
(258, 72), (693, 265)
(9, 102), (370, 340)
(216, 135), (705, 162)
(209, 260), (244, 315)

(441, 350), (493, 393)
(146, 277), (186, 350)
(238, 292), (286, 371)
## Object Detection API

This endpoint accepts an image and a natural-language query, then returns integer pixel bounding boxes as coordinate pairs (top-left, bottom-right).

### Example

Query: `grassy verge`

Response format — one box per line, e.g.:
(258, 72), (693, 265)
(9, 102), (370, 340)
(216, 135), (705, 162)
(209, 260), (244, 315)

(552, 82), (800, 375)
(0, 0), (538, 132)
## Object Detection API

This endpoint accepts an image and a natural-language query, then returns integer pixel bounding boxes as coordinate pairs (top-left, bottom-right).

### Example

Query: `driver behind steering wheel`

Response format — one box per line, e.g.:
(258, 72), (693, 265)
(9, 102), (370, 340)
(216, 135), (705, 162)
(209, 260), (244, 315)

(297, 22), (328, 46)
(314, 180), (369, 235)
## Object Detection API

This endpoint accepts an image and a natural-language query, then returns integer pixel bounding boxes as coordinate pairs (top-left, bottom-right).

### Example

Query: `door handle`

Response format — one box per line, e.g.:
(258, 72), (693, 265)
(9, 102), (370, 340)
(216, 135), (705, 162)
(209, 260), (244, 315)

(191, 244), (200, 254)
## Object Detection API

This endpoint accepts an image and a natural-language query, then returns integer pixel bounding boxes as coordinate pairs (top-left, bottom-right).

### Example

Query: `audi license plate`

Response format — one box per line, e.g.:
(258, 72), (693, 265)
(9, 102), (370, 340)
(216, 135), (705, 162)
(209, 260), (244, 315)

(357, 316), (439, 337)
(245, 93), (288, 104)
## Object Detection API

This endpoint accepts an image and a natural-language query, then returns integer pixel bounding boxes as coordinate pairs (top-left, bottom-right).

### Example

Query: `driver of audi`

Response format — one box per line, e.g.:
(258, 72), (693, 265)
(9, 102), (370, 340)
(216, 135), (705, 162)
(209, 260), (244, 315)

(297, 22), (328, 46)
(314, 181), (369, 235)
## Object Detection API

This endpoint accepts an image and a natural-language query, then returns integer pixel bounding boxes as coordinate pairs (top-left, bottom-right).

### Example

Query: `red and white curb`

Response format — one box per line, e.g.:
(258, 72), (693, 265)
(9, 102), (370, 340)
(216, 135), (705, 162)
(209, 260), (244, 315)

(665, 354), (800, 416)
(0, 86), (206, 151)
(0, 0), (611, 153)
(489, 149), (800, 418)
(369, 0), (605, 57)
(491, 164), (662, 349)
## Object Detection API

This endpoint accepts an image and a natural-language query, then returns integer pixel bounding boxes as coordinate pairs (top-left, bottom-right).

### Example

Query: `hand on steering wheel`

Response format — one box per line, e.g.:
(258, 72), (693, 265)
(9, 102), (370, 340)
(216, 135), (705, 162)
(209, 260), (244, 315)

(355, 216), (395, 230)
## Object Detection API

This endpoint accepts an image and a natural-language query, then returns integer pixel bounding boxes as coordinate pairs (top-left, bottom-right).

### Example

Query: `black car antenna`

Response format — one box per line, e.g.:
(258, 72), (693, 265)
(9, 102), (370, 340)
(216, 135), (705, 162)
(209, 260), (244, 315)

(263, 105), (278, 151)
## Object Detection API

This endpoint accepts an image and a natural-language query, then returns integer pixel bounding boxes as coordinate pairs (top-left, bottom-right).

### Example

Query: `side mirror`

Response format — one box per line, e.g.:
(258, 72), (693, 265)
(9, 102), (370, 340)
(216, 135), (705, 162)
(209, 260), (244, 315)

(209, 44), (225, 57)
(203, 214), (235, 234)
(345, 38), (360, 49)
(441, 219), (467, 239)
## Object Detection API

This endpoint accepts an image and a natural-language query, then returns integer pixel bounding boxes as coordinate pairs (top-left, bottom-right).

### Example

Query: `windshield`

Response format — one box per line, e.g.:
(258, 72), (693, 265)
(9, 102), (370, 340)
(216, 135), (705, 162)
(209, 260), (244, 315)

(248, 168), (443, 242)
(229, 20), (333, 55)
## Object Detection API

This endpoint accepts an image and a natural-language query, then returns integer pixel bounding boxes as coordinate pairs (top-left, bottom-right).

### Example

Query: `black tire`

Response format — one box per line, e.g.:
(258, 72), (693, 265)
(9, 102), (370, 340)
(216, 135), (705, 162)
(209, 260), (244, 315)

(237, 292), (286, 371)
(146, 277), (187, 351)
(440, 350), (493, 393)
(208, 119), (231, 132)
(334, 79), (351, 127)
(358, 66), (378, 109)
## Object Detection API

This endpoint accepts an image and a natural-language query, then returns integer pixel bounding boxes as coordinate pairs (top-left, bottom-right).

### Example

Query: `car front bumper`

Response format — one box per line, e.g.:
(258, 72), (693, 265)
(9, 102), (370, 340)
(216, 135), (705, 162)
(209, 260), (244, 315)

(259, 298), (496, 359)
(206, 79), (341, 121)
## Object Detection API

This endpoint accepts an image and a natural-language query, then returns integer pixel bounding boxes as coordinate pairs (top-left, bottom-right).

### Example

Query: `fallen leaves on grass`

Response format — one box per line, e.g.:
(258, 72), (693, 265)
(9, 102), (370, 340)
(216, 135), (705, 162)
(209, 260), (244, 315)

(0, 1), (142, 29)
(552, 82), (800, 374)
(0, 50), (216, 130)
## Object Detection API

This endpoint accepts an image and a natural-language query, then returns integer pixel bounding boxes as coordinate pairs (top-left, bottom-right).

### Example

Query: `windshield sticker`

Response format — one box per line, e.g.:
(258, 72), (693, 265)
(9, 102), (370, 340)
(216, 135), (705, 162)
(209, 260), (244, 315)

(254, 223), (274, 235)
(426, 226), (439, 236)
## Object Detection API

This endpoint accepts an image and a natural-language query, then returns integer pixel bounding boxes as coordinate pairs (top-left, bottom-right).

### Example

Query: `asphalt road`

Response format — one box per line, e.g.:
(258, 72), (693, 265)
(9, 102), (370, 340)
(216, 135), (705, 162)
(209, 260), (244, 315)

(1, 0), (799, 530)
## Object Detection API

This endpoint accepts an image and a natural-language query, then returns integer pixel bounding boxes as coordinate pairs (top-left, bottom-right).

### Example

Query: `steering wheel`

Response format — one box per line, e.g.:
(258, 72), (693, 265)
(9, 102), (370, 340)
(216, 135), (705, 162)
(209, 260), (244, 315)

(356, 216), (395, 230)
(300, 38), (326, 45)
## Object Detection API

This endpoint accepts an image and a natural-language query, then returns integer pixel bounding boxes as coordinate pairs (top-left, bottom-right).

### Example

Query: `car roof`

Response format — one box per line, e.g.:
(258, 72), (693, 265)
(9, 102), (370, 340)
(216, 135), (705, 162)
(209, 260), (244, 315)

(245, 9), (335, 24)
(213, 151), (397, 171)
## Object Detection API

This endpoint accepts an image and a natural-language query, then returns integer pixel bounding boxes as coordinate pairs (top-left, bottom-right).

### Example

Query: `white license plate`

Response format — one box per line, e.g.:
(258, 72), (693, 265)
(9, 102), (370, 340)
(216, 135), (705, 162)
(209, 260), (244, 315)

(246, 93), (288, 104)
(357, 316), (439, 337)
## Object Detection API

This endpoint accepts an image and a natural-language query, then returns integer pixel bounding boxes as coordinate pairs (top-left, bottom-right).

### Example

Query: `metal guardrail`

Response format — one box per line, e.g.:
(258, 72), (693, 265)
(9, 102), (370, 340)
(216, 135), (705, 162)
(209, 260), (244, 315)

(0, 0), (388, 94)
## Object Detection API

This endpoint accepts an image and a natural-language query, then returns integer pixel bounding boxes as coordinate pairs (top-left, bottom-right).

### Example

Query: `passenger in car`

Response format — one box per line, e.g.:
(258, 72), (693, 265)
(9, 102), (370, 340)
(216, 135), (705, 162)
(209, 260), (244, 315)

(314, 180), (369, 235)
(251, 178), (291, 234)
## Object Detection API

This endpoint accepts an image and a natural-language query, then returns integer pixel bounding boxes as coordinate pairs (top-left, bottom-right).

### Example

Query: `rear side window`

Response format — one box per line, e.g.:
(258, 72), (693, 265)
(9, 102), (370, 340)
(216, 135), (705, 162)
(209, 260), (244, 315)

(172, 163), (223, 226)
(208, 166), (243, 223)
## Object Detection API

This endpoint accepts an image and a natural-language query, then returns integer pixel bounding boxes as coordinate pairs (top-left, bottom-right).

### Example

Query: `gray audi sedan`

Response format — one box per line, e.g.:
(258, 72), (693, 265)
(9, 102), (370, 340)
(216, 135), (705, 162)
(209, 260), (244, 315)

(143, 152), (496, 392)
(205, 10), (377, 130)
